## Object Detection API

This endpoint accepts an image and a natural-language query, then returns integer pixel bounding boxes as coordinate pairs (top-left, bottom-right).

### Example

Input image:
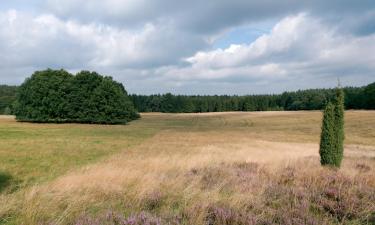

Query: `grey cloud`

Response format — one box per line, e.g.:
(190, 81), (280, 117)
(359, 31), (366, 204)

(0, 1), (374, 94)
(45, 0), (375, 36)
(0, 12), (95, 69)
(0, 11), (207, 72)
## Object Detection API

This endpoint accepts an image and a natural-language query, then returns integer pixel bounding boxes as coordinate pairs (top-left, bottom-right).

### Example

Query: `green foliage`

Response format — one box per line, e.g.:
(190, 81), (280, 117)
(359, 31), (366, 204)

(0, 85), (18, 114)
(2, 81), (375, 114)
(333, 87), (345, 167)
(319, 102), (336, 166)
(3, 106), (11, 115)
(0, 171), (12, 192)
(364, 82), (375, 109)
(13, 69), (73, 121)
(130, 82), (374, 113)
(319, 87), (345, 167)
(14, 69), (139, 124)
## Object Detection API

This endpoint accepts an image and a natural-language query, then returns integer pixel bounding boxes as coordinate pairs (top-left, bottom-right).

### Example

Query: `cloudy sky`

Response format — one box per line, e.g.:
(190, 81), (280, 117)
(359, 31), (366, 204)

(0, 0), (374, 94)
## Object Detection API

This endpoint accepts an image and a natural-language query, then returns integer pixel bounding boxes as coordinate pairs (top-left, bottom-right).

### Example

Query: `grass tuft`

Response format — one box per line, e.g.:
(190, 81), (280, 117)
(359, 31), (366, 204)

(0, 172), (12, 192)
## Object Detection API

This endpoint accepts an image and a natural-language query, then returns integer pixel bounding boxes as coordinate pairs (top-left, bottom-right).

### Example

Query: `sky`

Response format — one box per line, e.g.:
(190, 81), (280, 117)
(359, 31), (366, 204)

(0, 0), (374, 94)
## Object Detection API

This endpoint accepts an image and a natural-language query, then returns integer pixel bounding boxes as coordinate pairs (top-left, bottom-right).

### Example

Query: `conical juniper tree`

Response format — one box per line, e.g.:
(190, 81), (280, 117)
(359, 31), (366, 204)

(333, 87), (345, 167)
(319, 86), (345, 167)
(319, 102), (336, 166)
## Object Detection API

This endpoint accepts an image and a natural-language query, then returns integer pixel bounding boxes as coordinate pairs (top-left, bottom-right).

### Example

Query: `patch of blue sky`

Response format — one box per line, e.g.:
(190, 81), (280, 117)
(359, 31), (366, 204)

(0, 0), (41, 12)
(212, 21), (275, 49)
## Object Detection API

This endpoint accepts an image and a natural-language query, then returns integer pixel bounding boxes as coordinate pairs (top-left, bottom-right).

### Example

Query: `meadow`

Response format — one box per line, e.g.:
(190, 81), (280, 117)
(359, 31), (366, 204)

(0, 111), (374, 224)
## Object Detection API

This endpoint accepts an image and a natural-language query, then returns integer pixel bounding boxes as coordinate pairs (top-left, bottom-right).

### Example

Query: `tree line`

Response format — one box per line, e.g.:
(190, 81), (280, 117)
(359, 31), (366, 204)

(1, 78), (374, 115)
(130, 82), (375, 112)
(13, 69), (139, 124)
(0, 85), (17, 114)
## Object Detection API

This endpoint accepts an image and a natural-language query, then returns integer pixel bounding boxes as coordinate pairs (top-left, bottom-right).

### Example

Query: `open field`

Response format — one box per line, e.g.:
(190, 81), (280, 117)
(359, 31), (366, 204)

(0, 111), (374, 224)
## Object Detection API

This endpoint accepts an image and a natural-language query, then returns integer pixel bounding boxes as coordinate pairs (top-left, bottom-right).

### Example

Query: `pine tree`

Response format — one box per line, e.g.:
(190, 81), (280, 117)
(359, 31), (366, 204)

(319, 102), (335, 166)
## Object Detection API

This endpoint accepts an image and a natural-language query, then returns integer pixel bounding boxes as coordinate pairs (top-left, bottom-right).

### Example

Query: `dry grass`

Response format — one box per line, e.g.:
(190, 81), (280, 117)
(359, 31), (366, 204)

(0, 115), (160, 189)
(0, 111), (375, 224)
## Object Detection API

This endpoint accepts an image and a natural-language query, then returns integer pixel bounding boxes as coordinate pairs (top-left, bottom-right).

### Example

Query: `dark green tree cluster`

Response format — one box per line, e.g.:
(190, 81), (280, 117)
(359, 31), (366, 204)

(131, 94), (282, 113)
(130, 82), (375, 113)
(13, 69), (139, 124)
(319, 87), (345, 167)
(0, 85), (18, 114)
(364, 82), (375, 109)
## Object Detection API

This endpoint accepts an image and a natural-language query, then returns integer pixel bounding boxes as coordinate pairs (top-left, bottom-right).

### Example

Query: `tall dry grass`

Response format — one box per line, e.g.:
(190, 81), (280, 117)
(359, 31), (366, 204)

(1, 111), (374, 224)
(16, 131), (375, 224)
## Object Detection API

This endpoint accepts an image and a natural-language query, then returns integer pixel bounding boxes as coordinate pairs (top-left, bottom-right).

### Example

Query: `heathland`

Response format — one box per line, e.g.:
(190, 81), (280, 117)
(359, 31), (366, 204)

(0, 111), (374, 224)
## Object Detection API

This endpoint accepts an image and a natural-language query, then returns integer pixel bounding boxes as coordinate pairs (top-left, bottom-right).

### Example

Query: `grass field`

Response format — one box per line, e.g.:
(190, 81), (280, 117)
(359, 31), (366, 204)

(0, 111), (374, 224)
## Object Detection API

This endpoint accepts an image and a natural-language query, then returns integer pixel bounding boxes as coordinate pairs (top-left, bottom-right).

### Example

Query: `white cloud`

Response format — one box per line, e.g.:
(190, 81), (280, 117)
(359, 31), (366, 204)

(186, 14), (322, 68)
(0, 10), (206, 71)
(0, 10), (94, 68)
(176, 13), (375, 88)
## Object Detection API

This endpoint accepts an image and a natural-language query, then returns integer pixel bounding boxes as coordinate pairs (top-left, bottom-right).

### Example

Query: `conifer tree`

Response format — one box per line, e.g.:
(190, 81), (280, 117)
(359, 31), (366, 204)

(319, 102), (335, 166)
(319, 86), (345, 167)
(333, 87), (345, 167)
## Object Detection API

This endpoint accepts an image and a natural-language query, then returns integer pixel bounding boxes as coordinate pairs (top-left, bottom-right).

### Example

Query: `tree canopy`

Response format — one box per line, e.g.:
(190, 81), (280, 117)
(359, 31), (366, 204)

(1, 79), (375, 115)
(13, 69), (139, 124)
(130, 82), (375, 113)
(0, 85), (18, 114)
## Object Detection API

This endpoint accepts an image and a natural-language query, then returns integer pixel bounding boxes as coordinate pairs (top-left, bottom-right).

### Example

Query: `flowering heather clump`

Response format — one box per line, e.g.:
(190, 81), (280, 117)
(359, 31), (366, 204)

(40, 159), (375, 225)
(312, 171), (375, 223)
(199, 165), (228, 190)
(205, 205), (257, 225)
(142, 190), (164, 211)
(182, 160), (375, 224)
(74, 211), (162, 225)
(263, 181), (328, 225)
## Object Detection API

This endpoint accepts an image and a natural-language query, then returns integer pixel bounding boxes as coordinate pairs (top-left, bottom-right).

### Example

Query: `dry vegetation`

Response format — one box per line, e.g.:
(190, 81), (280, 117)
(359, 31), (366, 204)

(0, 111), (374, 224)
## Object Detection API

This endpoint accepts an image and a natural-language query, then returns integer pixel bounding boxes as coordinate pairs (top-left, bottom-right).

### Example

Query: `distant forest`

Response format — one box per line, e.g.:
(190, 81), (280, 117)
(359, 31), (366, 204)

(0, 81), (374, 115)
(130, 82), (375, 112)
(0, 85), (17, 114)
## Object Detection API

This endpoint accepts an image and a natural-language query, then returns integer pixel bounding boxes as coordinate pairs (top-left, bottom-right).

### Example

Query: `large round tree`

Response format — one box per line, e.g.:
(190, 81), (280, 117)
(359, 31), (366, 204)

(14, 69), (139, 124)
